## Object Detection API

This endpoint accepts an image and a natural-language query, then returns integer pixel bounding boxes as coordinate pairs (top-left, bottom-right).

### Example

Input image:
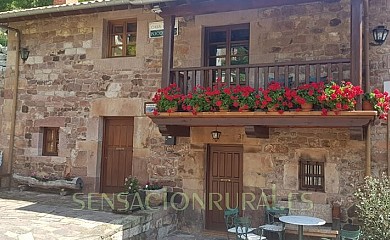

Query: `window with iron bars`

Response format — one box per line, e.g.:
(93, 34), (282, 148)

(299, 160), (325, 192)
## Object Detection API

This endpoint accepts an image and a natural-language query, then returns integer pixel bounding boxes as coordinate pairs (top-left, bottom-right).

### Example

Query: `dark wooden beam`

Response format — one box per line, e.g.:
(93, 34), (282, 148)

(161, 0), (323, 17)
(161, 15), (175, 88)
(349, 127), (364, 141)
(148, 111), (377, 128)
(245, 126), (270, 138)
(351, 0), (363, 110)
(158, 125), (190, 137)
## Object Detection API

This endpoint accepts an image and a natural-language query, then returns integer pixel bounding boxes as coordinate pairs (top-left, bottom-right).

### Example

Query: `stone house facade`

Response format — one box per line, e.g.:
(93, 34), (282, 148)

(0, 0), (389, 233)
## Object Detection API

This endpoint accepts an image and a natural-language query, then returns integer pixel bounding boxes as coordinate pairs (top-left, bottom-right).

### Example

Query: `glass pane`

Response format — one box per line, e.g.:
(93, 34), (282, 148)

(126, 44), (136, 56)
(127, 23), (137, 32)
(209, 45), (226, 57)
(127, 34), (136, 44)
(231, 45), (249, 56)
(231, 56), (249, 65)
(239, 69), (246, 82)
(209, 31), (226, 43)
(111, 46), (123, 57)
(231, 28), (249, 41)
(113, 25), (124, 34)
(230, 69), (246, 83)
(210, 57), (225, 67)
(213, 70), (226, 83)
(112, 35), (123, 45)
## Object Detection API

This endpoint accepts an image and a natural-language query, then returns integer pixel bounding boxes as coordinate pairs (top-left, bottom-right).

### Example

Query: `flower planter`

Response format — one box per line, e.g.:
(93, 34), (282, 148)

(218, 107), (229, 112)
(267, 106), (278, 112)
(112, 191), (146, 213)
(362, 100), (374, 110)
(142, 188), (167, 208)
(167, 191), (183, 204)
(300, 103), (313, 112)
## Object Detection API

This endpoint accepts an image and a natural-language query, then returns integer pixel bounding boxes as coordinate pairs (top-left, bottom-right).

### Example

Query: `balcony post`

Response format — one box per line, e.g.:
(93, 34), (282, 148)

(161, 15), (175, 88)
(351, 0), (363, 110)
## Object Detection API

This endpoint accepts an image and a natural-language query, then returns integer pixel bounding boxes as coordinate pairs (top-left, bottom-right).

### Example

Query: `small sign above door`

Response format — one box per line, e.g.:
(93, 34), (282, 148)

(149, 19), (179, 38)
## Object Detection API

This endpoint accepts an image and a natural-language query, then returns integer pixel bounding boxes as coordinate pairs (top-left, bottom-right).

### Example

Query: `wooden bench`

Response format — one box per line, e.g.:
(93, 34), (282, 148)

(286, 225), (339, 239)
(13, 174), (83, 195)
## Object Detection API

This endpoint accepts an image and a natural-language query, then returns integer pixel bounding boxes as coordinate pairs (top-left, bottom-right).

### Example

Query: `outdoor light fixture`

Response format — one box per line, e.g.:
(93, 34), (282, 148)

(211, 127), (221, 142)
(151, 5), (162, 14)
(20, 47), (30, 63)
(372, 25), (389, 46)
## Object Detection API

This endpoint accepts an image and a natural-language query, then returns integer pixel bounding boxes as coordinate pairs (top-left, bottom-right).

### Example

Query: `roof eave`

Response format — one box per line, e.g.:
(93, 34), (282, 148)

(0, 0), (175, 23)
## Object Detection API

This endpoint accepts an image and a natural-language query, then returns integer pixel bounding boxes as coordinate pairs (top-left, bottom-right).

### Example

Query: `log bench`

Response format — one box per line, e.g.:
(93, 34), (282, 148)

(285, 225), (339, 239)
(13, 174), (83, 195)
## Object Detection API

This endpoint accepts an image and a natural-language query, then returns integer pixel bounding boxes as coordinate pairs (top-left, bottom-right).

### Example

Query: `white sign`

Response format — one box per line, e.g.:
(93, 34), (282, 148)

(149, 19), (179, 38)
(384, 81), (390, 93)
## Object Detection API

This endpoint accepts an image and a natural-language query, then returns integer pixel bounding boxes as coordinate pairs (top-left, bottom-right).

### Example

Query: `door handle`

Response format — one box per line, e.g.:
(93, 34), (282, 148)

(220, 179), (231, 182)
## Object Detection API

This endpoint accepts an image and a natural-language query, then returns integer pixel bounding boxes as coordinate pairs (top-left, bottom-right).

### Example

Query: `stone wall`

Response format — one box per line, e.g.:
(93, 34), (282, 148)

(1, 8), (166, 191)
(368, 0), (390, 178)
(110, 207), (178, 240)
(176, 0), (350, 68)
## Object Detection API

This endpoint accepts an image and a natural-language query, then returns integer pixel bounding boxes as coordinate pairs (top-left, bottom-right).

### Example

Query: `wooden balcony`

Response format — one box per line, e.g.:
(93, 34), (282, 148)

(148, 111), (377, 140)
(170, 59), (351, 94)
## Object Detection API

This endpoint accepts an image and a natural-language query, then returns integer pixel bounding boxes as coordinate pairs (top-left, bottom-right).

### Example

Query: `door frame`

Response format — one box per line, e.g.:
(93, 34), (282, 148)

(100, 116), (134, 193)
(205, 144), (244, 230)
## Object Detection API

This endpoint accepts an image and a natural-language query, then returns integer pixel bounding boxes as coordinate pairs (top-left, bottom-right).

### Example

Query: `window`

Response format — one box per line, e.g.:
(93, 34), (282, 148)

(108, 19), (137, 57)
(43, 127), (59, 156)
(299, 161), (325, 192)
(205, 24), (250, 83)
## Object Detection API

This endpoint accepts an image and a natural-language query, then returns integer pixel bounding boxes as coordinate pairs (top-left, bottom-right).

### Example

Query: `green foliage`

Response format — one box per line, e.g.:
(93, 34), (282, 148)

(0, 31), (7, 47)
(354, 174), (390, 240)
(124, 175), (139, 194)
(0, 0), (55, 12)
(144, 181), (162, 190)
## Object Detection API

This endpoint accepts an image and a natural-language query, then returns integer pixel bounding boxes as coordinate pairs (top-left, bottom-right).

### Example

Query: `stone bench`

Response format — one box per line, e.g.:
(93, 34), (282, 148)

(13, 174), (83, 195)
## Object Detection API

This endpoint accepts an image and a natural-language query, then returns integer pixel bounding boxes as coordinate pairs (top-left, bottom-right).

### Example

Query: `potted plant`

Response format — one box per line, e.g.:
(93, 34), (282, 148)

(152, 83), (182, 113)
(112, 175), (145, 213)
(260, 82), (293, 112)
(293, 82), (324, 111)
(141, 181), (166, 208)
(233, 85), (256, 111)
(182, 86), (215, 114)
(362, 89), (390, 120)
(319, 81), (363, 112)
(213, 85), (234, 111)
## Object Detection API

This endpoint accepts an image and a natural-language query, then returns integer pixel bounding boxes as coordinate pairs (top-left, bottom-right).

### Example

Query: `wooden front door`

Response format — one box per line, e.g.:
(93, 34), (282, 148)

(101, 117), (134, 193)
(206, 145), (243, 231)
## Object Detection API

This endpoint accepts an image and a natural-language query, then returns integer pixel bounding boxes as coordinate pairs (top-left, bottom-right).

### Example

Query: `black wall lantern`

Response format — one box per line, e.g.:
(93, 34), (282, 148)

(20, 47), (30, 63)
(211, 127), (221, 142)
(372, 25), (389, 46)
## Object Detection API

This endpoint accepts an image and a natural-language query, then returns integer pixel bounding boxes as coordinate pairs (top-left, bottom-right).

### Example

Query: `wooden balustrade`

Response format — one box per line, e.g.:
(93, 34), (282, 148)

(170, 59), (351, 94)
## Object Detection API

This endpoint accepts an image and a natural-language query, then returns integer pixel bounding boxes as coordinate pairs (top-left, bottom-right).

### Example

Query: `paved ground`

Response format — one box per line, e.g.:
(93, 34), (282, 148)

(0, 190), (227, 240)
(0, 190), (309, 240)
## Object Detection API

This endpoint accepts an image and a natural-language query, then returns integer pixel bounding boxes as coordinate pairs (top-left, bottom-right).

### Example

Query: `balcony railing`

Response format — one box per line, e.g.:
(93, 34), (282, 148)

(170, 59), (351, 94)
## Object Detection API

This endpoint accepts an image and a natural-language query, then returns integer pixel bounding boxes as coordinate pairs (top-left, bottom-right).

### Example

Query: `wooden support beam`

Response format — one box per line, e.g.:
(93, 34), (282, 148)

(245, 126), (270, 138)
(351, 0), (363, 110)
(365, 124), (371, 176)
(161, 15), (175, 88)
(349, 127), (364, 141)
(158, 125), (191, 137)
(388, 115), (390, 176)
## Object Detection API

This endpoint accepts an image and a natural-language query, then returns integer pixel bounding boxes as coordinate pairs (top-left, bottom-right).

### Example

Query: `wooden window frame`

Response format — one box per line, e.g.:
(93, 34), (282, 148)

(42, 127), (59, 156)
(204, 23), (250, 67)
(299, 161), (325, 192)
(107, 19), (137, 58)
